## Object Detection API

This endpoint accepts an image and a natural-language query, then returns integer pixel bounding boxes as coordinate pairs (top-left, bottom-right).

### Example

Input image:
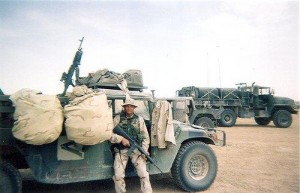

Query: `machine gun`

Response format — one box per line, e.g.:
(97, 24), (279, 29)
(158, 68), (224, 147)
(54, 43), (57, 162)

(60, 37), (84, 96)
(113, 125), (163, 173)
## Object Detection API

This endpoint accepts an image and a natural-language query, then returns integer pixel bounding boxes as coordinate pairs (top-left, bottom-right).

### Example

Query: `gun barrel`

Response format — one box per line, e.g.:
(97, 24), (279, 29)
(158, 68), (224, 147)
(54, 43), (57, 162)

(78, 37), (84, 49)
(134, 143), (163, 173)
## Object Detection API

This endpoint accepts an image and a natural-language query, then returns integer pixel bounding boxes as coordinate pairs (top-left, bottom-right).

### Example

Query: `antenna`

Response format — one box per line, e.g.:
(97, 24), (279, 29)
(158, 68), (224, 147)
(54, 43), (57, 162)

(206, 52), (209, 87)
(217, 44), (222, 99)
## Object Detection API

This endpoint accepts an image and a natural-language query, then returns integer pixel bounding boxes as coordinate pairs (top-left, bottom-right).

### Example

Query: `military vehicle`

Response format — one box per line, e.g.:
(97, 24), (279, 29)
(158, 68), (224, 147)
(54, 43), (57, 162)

(177, 83), (298, 128)
(0, 39), (225, 193)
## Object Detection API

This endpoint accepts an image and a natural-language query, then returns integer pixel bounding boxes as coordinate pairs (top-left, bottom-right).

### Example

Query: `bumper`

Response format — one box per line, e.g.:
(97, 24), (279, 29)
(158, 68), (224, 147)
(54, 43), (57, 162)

(207, 128), (226, 146)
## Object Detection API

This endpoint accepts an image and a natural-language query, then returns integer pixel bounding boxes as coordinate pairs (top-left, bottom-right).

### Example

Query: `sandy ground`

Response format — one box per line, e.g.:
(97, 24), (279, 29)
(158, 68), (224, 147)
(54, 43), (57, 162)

(22, 115), (299, 193)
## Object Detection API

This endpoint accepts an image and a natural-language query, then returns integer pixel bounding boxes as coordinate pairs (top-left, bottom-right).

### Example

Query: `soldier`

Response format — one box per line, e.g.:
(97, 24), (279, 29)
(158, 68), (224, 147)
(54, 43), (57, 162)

(110, 97), (152, 193)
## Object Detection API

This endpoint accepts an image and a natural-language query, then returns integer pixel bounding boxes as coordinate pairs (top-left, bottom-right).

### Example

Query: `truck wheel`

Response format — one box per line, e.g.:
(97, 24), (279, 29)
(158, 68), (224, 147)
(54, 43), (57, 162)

(273, 110), (292, 128)
(171, 141), (218, 192)
(0, 161), (22, 193)
(219, 109), (237, 127)
(195, 117), (215, 128)
(255, 117), (271, 125)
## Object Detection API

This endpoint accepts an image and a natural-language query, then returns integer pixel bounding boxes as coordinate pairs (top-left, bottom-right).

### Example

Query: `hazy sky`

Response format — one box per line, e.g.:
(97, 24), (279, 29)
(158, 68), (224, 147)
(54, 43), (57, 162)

(0, 0), (299, 100)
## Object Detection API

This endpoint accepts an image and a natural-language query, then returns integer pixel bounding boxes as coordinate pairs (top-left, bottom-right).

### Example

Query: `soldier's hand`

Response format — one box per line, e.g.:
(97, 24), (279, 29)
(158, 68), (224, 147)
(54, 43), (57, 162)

(141, 154), (147, 161)
(121, 138), (130, 147)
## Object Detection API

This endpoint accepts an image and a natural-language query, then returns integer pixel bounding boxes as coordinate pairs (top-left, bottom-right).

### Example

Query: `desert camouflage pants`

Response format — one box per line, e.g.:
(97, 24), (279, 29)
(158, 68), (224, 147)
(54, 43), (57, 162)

(113, 149), (152, 193)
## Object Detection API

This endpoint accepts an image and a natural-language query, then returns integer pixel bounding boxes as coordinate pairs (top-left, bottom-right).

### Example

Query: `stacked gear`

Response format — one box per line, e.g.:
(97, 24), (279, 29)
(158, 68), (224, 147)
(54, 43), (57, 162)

(10, 86), (115, 146)
(78, 68), (146, 91)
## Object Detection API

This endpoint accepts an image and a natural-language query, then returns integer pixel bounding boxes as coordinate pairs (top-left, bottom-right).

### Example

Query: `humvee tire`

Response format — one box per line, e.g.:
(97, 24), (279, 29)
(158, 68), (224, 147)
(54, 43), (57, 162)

(0, 161), (22, 193)
(219, 109), (237, 127)
(255, 117), (271, 126)
(273, 110), (292, 128)
(195, 117), (215, 128)
(171, 141), (217, 192)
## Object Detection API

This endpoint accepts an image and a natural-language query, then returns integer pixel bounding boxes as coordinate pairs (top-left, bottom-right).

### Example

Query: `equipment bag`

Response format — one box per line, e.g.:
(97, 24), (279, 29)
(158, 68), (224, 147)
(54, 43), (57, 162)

(10, 89), (63, 145)
(64, 87), (114, 145)
(123, 69), (144, 88)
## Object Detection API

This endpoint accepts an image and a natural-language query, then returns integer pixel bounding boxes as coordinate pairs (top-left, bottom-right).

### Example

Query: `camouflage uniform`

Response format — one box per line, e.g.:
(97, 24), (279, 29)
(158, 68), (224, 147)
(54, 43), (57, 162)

(110, 111), (152, 193)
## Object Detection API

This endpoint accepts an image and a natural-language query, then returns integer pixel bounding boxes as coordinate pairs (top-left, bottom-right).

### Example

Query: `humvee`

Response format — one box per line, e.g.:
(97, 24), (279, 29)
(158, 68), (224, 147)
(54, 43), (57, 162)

(0, 88), (225, 193)
(0, 39), (225, 192)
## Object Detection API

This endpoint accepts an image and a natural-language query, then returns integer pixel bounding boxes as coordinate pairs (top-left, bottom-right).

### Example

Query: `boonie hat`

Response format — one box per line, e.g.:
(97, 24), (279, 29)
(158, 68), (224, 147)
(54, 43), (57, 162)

(122, 97), (137, 107)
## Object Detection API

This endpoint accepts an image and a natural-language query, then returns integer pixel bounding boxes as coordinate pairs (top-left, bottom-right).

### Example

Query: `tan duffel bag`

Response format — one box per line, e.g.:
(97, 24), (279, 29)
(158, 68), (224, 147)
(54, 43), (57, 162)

(10, 89), (63, 145)
(64, 87), (113, 145)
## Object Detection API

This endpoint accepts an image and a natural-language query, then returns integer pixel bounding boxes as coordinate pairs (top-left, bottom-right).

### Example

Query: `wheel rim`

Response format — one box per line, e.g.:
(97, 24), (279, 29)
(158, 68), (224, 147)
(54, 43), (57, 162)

(188, 154), (209, 180)
(279, 114), (290, 125)
(224, 114), (232, 123)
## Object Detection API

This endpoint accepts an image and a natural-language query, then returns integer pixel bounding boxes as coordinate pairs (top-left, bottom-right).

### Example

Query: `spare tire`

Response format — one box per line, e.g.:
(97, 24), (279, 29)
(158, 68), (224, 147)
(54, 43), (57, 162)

(255, 117), (271, 126)
(195, 117), (215, 128)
